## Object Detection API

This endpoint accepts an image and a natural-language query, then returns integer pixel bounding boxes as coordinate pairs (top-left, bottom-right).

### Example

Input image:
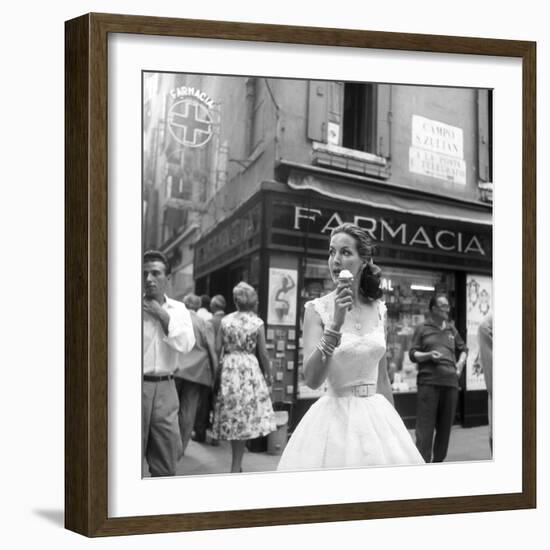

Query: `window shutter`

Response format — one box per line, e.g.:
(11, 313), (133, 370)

(327, 82), (344, 145)
(477, 89), (491, 182)
(307, 81), (328, 142)
(376, 84), (392, 158)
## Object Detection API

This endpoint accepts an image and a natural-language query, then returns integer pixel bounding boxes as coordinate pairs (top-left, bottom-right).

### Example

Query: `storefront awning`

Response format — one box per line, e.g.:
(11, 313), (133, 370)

(286, 167), (492, 227)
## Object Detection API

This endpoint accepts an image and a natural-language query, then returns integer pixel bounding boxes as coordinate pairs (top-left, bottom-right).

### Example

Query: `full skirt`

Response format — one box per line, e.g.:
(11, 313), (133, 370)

(277, 394), (424, 471)
(212, 352), (276, 440)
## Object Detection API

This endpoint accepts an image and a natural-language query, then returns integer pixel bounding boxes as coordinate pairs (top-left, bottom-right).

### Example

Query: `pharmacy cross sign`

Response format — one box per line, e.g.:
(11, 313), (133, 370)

(167, 99), (214, 148)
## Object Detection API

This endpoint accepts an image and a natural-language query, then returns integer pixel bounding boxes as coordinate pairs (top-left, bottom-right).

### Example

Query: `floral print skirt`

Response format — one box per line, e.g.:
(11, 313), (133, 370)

(212, 352), (276, 440)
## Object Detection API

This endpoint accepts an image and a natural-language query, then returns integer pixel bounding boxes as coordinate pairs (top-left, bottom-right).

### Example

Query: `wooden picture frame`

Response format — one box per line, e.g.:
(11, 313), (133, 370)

(65, 12), (536, 537)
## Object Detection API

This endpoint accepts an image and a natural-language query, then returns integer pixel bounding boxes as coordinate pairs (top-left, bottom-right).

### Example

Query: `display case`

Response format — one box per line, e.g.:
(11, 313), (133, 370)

(383, 267), (455, 393)
(297, 258), (333, 399)
(296, 261), (456, 396)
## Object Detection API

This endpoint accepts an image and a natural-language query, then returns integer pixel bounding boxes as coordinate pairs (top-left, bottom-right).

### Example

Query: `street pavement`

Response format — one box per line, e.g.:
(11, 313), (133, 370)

(169, 424), (492, 477)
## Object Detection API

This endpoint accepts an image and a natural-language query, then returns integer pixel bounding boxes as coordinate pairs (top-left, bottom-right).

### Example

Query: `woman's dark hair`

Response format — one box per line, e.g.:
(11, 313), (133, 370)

(330, 223), (383, 301)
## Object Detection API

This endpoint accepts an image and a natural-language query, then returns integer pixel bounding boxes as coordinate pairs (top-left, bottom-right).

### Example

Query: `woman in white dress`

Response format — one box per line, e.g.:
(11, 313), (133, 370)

(277, 223), (424, 471)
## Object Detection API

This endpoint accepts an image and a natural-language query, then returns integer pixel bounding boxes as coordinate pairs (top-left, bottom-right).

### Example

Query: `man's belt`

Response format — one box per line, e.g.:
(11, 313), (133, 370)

(143, 374), (174, 382)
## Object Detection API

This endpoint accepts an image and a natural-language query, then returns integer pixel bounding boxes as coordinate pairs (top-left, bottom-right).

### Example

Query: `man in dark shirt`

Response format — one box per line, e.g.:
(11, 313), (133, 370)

(193, 294), (227, 444)
(174, 294), (218, 454)
(409, 294), (468, 462)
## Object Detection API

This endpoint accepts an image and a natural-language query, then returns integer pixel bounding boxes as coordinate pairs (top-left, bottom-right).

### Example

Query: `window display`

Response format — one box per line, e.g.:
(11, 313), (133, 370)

(383, 267), (455, 392)
(297, 259), (455, 397)
(297, 258), (332, 398)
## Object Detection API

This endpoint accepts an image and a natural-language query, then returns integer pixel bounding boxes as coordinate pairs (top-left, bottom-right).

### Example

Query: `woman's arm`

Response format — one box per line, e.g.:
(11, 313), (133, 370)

(204, 323), (218, 383)
(215, 322), (224, 357)
(456, 351), (467, 375)
(377, 353), (394, 406)
(478, 317), (492, 397)
(256, 325), (272, 384)
(303, 285), (352, 389)
(454, 326), (468, 377)
(302, 306), (332, 389)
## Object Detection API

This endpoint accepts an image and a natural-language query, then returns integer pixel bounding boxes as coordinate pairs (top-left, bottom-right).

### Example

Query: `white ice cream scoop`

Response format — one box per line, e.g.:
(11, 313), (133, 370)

(337, 269), (354, 311)
(337, 269), (354, 283)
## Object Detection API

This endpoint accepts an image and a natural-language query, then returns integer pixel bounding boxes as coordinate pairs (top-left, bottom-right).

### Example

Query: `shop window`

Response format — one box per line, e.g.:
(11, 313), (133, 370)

(249, 253), (261, 287)
(162, 208), (189, 244)
(295, 260), (457, 398)
(307, 80), (392, 177)
(165, 152), (192, 201)
(342, 83), (376, 154)
(297, 258), (333, 400)
(165, 148), (210, 204)
(383, 267), (455, 393)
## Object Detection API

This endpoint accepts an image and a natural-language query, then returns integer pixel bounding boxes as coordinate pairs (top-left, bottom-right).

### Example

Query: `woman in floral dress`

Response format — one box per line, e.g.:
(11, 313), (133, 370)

(212, 282), (276, 472)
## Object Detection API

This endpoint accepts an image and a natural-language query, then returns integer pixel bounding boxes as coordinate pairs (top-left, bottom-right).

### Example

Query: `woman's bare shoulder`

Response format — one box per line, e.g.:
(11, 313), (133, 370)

(304, 291), (335, 327)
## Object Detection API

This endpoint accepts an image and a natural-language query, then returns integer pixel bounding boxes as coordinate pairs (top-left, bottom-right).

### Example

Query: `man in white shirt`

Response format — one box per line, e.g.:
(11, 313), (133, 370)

(196, 294), (213, 322)
(143, 250), (195, 477)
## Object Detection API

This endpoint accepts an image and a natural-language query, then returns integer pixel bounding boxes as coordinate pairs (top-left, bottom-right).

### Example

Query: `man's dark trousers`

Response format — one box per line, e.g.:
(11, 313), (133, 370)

(415, 383), (458, 462)
(193, 385), (213, 440)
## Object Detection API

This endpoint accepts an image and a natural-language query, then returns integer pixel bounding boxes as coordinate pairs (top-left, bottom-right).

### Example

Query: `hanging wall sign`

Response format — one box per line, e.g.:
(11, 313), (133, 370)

(167, 86), (215, 148)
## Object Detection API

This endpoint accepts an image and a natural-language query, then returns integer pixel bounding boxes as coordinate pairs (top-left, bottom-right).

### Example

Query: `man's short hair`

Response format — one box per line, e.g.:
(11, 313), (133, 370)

(183, 293), (201, 311)
(210, 294), (226, 312)
(429, 293), (449, 311)
(143, 250), (171, 275)
(200, 294), (211, 309)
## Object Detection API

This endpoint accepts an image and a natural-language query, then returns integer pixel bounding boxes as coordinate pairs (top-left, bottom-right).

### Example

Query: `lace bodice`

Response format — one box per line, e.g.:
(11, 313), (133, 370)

(305, 291), (386, 392)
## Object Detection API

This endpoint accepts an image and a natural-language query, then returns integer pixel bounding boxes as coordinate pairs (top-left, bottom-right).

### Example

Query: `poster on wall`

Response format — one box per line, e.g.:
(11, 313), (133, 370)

(267, 268), (297, 326)
(465, 274), (492, 390)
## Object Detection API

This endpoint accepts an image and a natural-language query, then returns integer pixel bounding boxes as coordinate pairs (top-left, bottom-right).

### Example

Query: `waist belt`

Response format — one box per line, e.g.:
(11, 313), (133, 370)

(144, 374), (174, 382)
(328, 383), (377, 398)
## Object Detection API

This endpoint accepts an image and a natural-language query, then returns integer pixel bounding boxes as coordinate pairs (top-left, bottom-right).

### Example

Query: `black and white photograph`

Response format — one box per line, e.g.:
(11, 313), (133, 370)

(3, 0), (545, 545)
(142, 71), (494, 478)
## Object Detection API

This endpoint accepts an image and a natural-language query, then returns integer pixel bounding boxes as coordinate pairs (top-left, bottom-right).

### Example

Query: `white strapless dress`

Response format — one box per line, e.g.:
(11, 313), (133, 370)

(277, 292), (424, 471)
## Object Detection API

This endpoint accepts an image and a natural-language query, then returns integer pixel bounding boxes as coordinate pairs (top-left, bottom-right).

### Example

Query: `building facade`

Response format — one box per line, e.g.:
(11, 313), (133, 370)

(144, 72), (493, 430)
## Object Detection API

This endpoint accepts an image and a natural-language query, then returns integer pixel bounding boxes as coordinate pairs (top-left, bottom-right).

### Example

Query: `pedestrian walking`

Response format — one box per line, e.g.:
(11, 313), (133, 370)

(209, 294), (227, 340)
(142, 250), (195, 477)
(197, 294), (213, 322)
(193, 294), (227, 444)
(174, 294), (218, 454)
(478, 313), (493, 453)
(211, 282), (276, 473)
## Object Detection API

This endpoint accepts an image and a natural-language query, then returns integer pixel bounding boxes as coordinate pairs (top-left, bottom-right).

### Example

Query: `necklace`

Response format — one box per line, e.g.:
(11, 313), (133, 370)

(350, 304), (363, 331)
(349, 302), (382, 331)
